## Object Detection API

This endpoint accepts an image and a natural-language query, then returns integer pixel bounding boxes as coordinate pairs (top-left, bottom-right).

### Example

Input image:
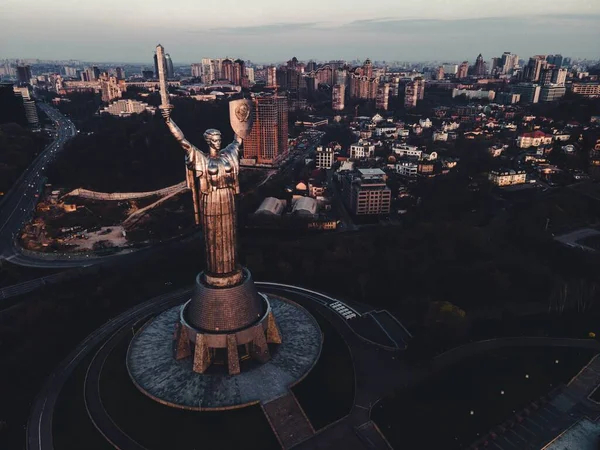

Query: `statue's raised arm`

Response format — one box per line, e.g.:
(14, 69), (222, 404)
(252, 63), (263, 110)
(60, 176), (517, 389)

(161, 106), (207, 173)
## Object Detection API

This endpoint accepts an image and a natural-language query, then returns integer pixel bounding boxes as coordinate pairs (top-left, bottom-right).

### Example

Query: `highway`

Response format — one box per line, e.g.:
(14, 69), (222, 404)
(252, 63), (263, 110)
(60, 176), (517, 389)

(0, 102), (77, 262)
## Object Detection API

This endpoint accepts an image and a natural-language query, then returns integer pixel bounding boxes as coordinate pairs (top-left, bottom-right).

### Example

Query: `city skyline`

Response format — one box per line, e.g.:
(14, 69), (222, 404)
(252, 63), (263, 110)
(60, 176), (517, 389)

(1, 0), (599, 62)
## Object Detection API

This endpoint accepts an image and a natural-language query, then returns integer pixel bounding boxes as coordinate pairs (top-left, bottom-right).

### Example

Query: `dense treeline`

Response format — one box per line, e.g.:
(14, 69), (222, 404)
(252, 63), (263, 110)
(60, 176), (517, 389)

(0, 123), (48, 193)
(46, 98), (232, 192)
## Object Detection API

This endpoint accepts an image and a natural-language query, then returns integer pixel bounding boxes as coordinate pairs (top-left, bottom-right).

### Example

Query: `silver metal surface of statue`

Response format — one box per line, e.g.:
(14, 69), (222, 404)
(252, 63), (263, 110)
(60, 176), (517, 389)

(158, 50), (252, 288)
(155, 45), (281, 376)
(162, 114), (244, 287)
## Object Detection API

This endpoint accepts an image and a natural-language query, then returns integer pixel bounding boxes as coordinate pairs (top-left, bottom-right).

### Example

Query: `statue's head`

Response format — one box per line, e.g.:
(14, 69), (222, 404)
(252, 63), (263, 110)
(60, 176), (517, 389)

(204, 129), (221, 154)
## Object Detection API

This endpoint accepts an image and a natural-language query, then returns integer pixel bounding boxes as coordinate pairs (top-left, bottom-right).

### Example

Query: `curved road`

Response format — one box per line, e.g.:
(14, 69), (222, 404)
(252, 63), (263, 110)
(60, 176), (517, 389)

(0, 102), (76, 262)
(27, 284), (373, 450)
(27, 281), (600, 450)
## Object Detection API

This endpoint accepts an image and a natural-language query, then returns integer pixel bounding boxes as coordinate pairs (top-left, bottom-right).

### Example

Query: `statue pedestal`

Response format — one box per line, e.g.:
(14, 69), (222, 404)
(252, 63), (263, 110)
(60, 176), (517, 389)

(174, 268), (282, 375)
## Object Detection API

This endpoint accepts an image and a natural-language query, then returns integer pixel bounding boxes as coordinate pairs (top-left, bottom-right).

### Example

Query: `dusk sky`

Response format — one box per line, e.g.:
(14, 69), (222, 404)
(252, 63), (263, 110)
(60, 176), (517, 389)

(1, 0), (599, 63)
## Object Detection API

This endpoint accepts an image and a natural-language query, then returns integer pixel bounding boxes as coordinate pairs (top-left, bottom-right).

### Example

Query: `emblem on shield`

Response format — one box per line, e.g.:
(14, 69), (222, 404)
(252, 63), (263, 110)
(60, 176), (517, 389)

(229, 99), (254, 139)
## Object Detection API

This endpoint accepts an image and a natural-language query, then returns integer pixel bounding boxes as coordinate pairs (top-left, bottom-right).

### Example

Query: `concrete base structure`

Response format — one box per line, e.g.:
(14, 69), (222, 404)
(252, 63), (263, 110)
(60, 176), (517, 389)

(174, 268), (282, 374)
(126, 296), (322, 410)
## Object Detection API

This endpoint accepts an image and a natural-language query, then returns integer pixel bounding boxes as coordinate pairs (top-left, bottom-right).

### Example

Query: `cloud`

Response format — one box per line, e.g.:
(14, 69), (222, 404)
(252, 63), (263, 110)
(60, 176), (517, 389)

(209, 22), (320, 35)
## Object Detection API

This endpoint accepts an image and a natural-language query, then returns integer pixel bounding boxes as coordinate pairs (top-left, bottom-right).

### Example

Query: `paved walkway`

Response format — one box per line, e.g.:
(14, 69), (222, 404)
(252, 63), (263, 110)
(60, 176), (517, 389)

(262, 393), (314, 449)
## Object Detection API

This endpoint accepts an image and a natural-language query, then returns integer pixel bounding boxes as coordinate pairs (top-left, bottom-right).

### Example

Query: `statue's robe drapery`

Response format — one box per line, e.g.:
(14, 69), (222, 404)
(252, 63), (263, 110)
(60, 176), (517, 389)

(185, 141), (241, 279)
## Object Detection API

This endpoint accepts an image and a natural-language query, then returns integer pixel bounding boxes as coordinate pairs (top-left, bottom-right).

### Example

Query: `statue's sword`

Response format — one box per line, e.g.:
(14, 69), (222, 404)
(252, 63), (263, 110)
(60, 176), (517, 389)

(156, 44), (200, 225)
(156, 44), (170, 109)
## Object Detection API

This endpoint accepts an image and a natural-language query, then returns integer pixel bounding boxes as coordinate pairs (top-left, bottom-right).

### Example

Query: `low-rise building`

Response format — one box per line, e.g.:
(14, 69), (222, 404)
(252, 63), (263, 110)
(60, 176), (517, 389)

(419, 118), (433, 128)
(315, 145), (335, 169)
(433, 131), (448, 141)
(540, 85), (566, 102)
(452, 88), (496, 101)
(571, 83), (600, 98)
(517, 131), (553, 148)
(100, 99), (156, 116)
(489, 169), (526, 186)
(254, 197), (286, 216)
(392, 143), (422, 158)
(396, 161), (418, 177)
(350, 141), (375, 159)
(496, 92), (521, 105)
(341, 168), (391, 216)
(488, 144), (507, 157)
(511, 83), (541, 103)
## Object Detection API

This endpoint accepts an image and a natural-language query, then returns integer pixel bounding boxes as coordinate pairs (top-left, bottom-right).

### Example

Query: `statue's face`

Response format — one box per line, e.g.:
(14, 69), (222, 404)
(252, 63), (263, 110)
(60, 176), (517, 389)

(207, 134), (221, 150)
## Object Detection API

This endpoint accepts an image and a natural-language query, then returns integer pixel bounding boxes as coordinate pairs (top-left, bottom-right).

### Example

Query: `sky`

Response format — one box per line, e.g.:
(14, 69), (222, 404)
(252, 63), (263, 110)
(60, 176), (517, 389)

(1, 0), (599, 64)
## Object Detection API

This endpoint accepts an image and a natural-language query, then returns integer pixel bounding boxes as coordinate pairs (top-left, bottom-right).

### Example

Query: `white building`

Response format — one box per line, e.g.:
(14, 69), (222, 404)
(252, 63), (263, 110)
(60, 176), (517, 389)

(442, 64), (458, 76)
(292, 197), (318, 217)
(255, 197), (286, 216)
(452, 88), (496, 101)
(374, 126), (398, 138)
(332, 84), (345, 111)
(350, 141), (375, 159)
(392, 143), (422, 158)
(397, 129), (410, 138)
(315, 146), (335, 169)
(419, 118), (432, 128)
(100, 99), (156, 116)
(396, 161), (418, 177)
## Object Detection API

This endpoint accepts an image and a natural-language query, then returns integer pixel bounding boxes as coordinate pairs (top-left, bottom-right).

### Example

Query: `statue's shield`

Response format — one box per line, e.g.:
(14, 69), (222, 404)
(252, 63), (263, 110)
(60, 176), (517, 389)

(229, 99), (254, 139)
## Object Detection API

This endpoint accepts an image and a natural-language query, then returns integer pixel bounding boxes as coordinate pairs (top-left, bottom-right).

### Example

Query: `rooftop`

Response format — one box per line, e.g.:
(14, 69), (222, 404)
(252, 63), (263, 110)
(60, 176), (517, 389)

(358, 168), (386, 176)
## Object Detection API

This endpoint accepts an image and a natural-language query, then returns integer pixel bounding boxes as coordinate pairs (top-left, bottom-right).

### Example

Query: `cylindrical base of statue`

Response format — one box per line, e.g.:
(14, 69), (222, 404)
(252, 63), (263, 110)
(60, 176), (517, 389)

(185, 268), (265, 333)
(175, 268), (282, 375)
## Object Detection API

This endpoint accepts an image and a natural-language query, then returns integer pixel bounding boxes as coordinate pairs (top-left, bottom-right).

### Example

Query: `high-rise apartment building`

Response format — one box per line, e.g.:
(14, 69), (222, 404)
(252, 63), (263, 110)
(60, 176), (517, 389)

(376, 83), (390, 110)
(552, 68), (568, 86)
(17, 65), (32, 84)
(523, 56), (546, 82)
(222, 59), (234, 83)
(547, 54), (564, 68)
(191, 63), (203, 78)
(165, 54), (174, 78)
(474, 54), (486, 76)
(246, 67), (255, 83)
(457, 61), (469, 79)
(349, 59), (378, 100)
(13, 85), (39, 127)
(442, 64), (458, 76)
(154, 52), (159, 78)
(404, 77), (424, 108)
(63, 66), (78, 77)
(99, 72), (126, 103)
(500, 52), (518, 74)
(511, 83), (541, 103)
(266, 66), (277, 88)
(243, 95), (288, 165)
(232, 59), (246, 86)
(434, 66), (445, 80)
(332, 84), (345, 111)
(490, 58), (501, 75)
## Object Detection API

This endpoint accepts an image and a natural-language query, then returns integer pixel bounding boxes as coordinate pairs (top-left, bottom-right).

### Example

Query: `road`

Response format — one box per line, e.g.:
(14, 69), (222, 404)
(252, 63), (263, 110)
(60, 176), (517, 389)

(554, 227), (600, 252)
(0, 102), (76, 261)
(27, 283), (396, 450)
